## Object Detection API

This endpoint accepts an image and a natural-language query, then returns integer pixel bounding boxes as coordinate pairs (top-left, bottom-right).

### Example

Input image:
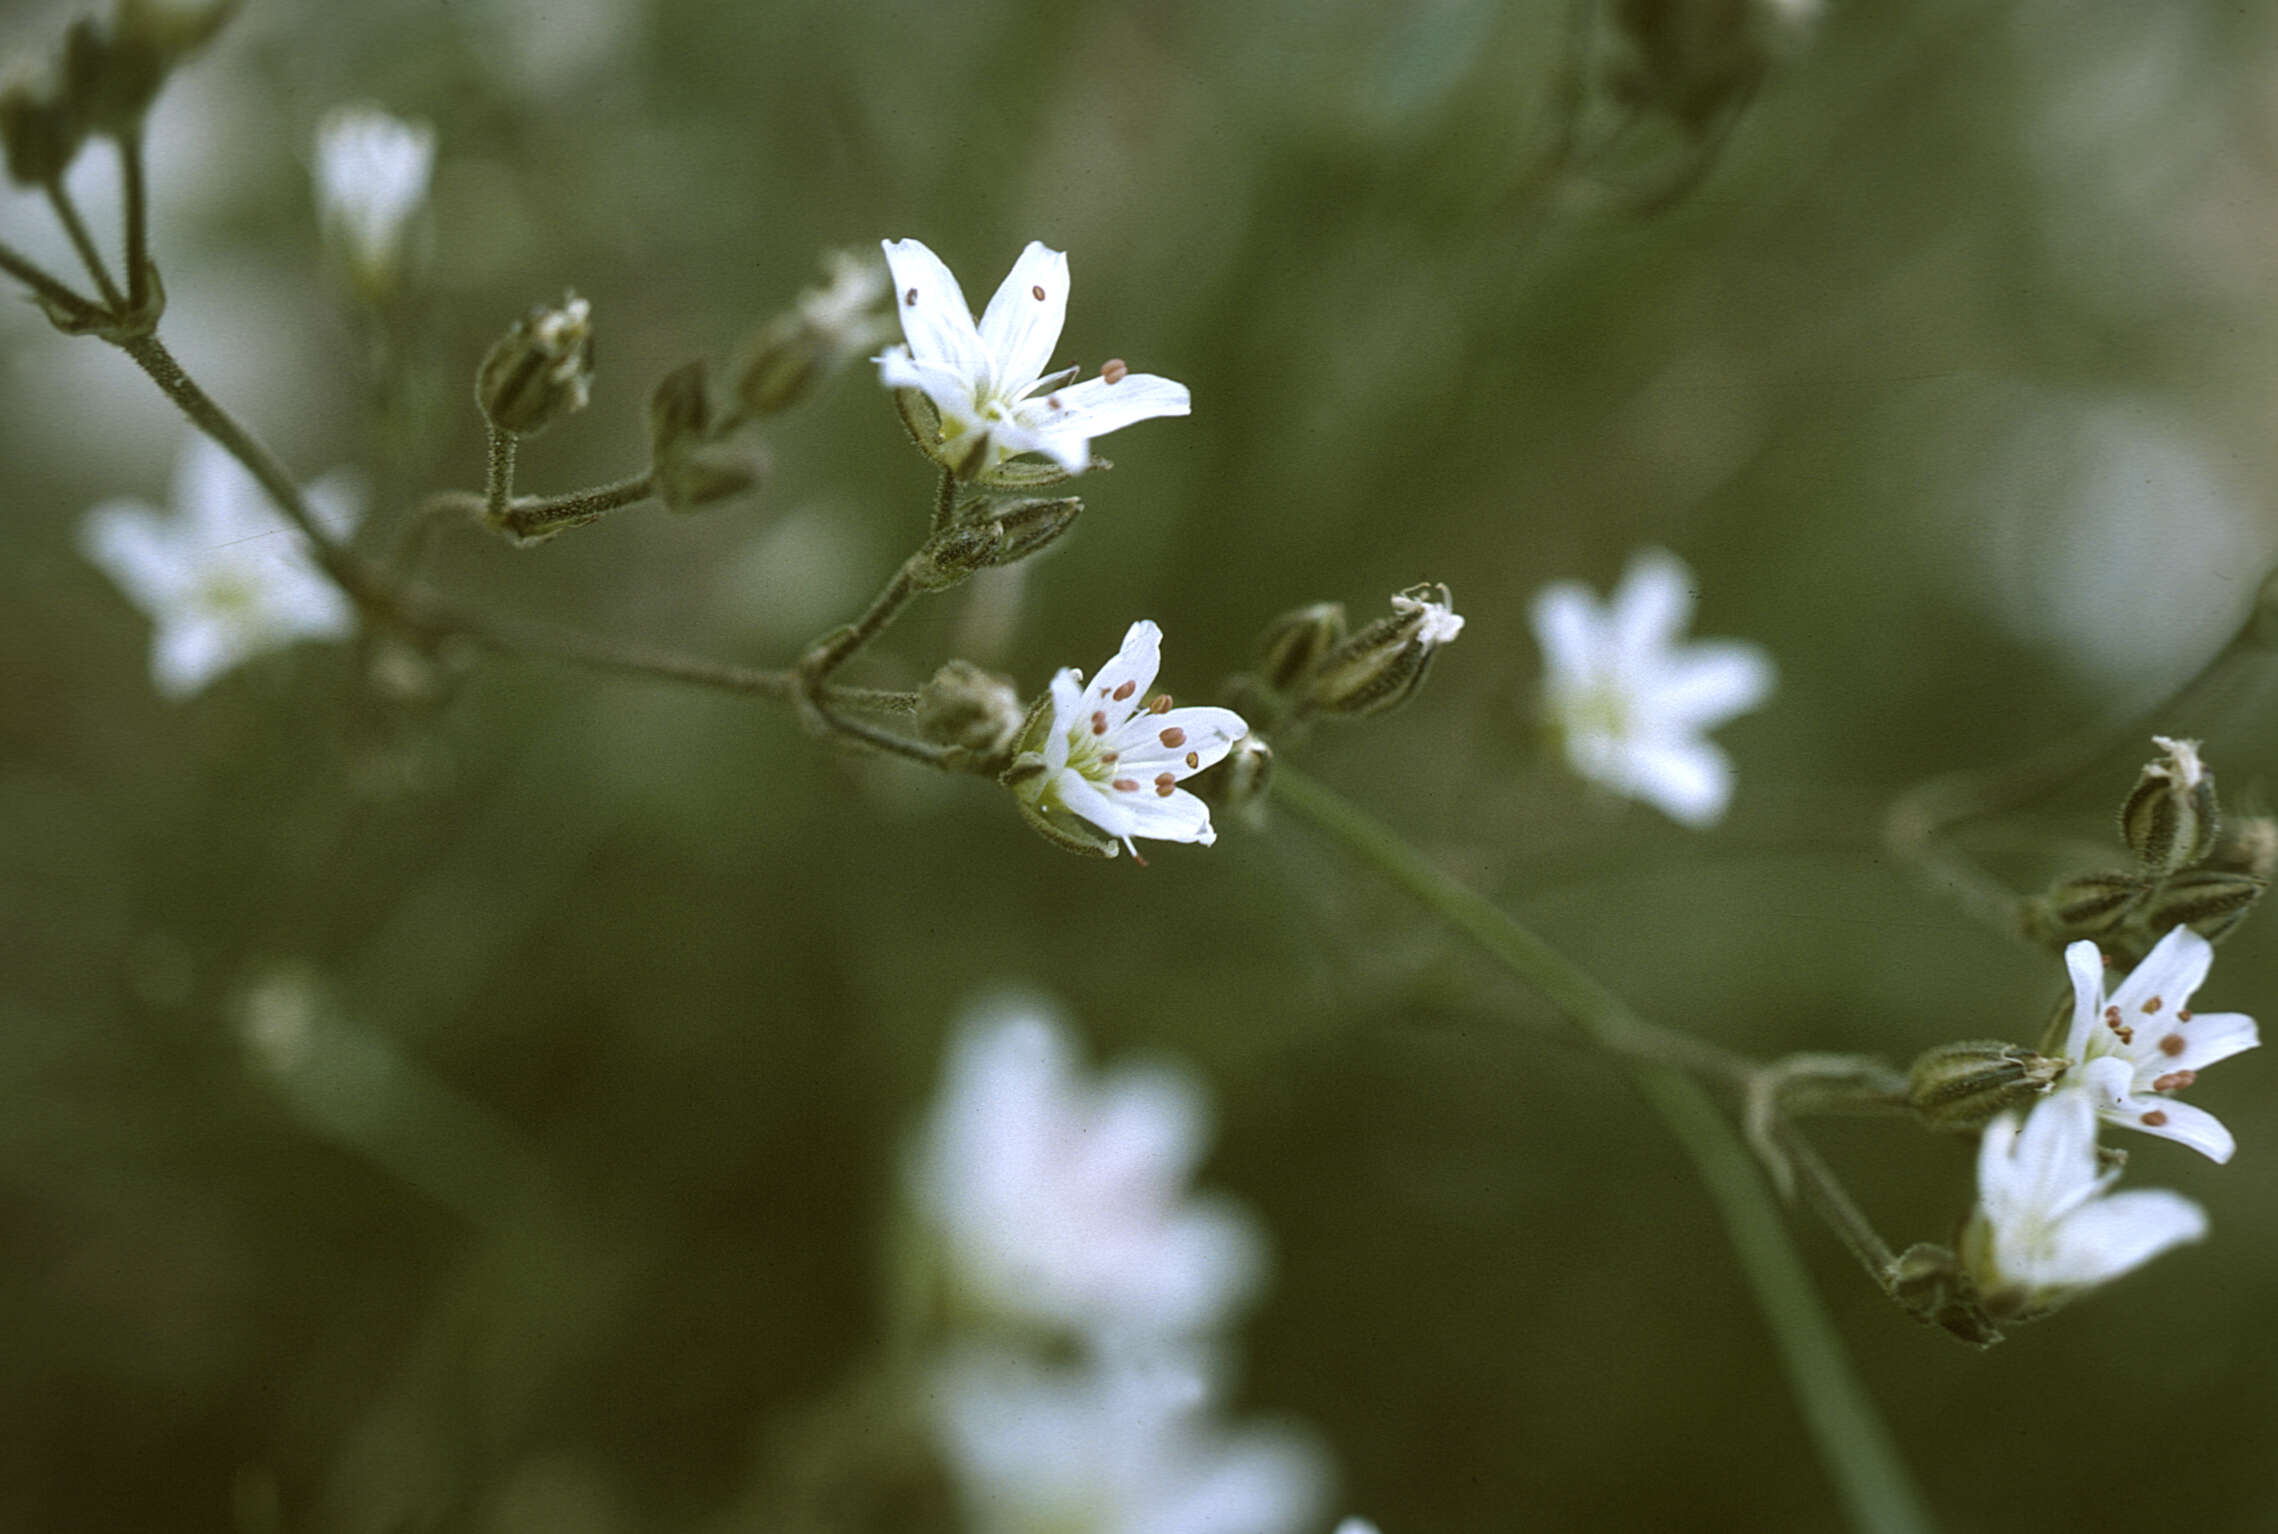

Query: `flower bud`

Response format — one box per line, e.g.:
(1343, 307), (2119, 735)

(476, 293), (594, 437)
(1254, 602), (1346, 693)
(906, 522), (1005, 592)
(0, 78), (84, 186)
(1883, 1243), (2003, 1348)
(978, 497), (1082, 567)
(2138, 869), (2266, 946)
(1189, 733), (1273, 825)
(2019, 869), (2142, 948)
(2118, 735), (2219, 877)
(1906, 1040), (2066, 1132)
(916, 660), (1025, 765)
(1297, 583), (1464, 719)
(908, 500), (1083, 589)
(2202, 812), (2278, 882)
(733, 249), (890, 418)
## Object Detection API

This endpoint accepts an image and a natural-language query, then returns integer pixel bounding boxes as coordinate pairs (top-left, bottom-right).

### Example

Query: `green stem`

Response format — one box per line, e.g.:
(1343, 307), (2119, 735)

(0, 235), (102, 322)
(118, 130), (152, 312)
(484, 425), (519, 524)
(493, 472), (657, 543)
(1271, 764), (1937, 1534)
(45, 178), (125, 312)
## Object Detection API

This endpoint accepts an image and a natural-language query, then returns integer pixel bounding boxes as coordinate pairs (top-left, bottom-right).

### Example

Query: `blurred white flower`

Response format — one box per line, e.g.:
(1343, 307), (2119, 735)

(1390, 586), (1463, 647)
(1961, 1087), (2206, 1316)
(1529, 548), (1775, 828)
(2059, 926), (2259, 1163)
(1009, 620), (1250, 856)
(933, 1348), (1326, 1534)
(875, 237), (1190, 479)
(1333, 1521), (1382, 1534)
(910, 1000), (1262, 1346)
(314, 105), (435, 297)
(80, 435), (360, 698)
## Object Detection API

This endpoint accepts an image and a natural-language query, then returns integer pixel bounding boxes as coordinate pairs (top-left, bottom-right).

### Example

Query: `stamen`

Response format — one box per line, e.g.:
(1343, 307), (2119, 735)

(1159, 727), (1187, 748)
(1102, 358), (1129, 384)
(1112, 680), (1136, 701)
(1090, 711), (1108, 735)
(2152, 1070), (2197, 1093)
(2141, 1109), (2170, 1127)
(2104, 1006), (2133, 1045)
(1100, 751), (1117, 767)
(1184, 751), (1198, 769)
(1031, 284), (1046, 301)
(1046, 394), (1062, 410)
(1148, 694), (1172, 714)
(2158, 1033), (2186, 1057)
(2141, 996), (2163, 1014)
(2178, 1009), (2193, 1021)
(904, 287), (918, 306)
(1112, 778), (1139, 792)
(1154, 772), (1176, 797)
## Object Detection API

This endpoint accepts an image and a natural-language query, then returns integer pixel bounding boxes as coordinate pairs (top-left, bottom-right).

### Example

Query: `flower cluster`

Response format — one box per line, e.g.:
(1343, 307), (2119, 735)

(909, 999), (1328, 1533)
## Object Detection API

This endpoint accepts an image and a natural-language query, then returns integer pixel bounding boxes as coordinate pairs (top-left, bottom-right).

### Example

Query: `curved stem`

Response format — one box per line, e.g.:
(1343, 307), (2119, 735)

(1270, 764), (1937, 1534)
(493, 472), (657, 543)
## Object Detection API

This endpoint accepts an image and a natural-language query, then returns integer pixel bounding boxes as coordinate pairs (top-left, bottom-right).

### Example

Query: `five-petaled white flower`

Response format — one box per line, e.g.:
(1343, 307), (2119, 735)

(2059, 925), (2259, 1163)
(875, 238), (1190, 480)
(1529, 547), (1775, 828)
(932, 1347), (1326, 1534)
(1961, 1087), (2206, 1316)
(80, 436), (361, 699)
(909, 1000), (1263, 1347)
(1008, 621), (1250, 856)
(314, 105), (435, 296)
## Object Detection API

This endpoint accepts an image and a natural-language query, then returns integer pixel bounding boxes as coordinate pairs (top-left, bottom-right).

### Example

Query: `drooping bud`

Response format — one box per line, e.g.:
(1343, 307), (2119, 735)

(2138, 869), (2267, 947)
(1905, 1040), (2066, 1132)
(1190, 733), (1274, 824)
(733, 249), (892, 418)
(2019, 869), (2142, 949)
(2118, 735), (2219, 877)
(641, 359), (755, 510)
(1254, 602), (1346, 693)
(916, 660), (1025, 766)
(0, 77), (85, 186)
(477, 292), (595, 436)
(1296, 582), (1464, 719)
(1883, 1243), (2003, 1348)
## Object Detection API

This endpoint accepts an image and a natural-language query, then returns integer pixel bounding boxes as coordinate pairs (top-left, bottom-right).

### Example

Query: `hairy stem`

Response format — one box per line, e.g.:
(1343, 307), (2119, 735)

(484, 425), (519, 524)
(1271, 764), (1937, 1534)
(930, 467), (957, 535)
(493, 473), (658, 543)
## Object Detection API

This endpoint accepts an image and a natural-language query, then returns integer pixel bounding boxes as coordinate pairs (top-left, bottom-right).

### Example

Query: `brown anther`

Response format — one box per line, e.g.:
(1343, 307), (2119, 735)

(1031, 284), (1046, 301)
(2159, 1033), (2187, 1057)
(2178, 1009), (2194, 1022)
(1112, 680), (1136, 702)
(2152, 1070), (2198, 1093)
(1090, 711), (1108, 735)
(1184, 751), (1198, 769)
(904, 287), (918, 306)
(1112, 778), (1139, 793)
(2142, 996), (2164, 1014)
(1100, 751), (1117, 767)
(2141, 1109), (2170, 1127)
(1154, 772), (1177, 797)
(2104, 1005), (2122, 1025)
(1102, 358), (1129, 384)
(1047, 394), (1062, 410)
(1148, 694), (1172, 714)
(1159, 727), (1187, 748)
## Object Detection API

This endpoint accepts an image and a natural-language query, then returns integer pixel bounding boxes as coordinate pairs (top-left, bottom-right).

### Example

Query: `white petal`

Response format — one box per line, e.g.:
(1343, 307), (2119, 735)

(1609, 547), (1695, 660)
(1108, 706), (1250, 778)
(1647, 641), (1774, 729)
(1087, 620), (1164, 722)
(80, 503), (192, 611)
(2154, 1010), (2259, 1076)
(304, 469), (366, 541)
(876, 346), (979, 416)
(1089, 1064), (1208, 1188)
(880, 238), (985, 375)
(977, 241), (1069, 395)
(1042, 668), (1085, 773)
(1620, 738), (1733, 827)
(259, 563), (357, 640)
(1019, 370), (1190, 443)
(178, 434), (275, 545)
(2106, 925), (2214, 1020)
(1057, 773), (1215, 847)
(2038, 1189), (2206, 1288)
(151, 616), (247, 698)
(1529, 582), (1602, 682)
(2062, 940), (2109, 1061)
(2107, 1093), (2236, 1164)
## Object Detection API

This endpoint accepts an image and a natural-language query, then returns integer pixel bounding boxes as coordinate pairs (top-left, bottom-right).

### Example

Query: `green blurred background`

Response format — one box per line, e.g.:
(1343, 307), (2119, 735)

(5, 0), (2278, 1528)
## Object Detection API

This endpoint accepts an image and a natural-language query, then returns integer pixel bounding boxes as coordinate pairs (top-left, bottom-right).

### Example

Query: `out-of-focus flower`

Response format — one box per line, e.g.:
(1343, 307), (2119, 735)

(1960, 1087), (2206, 1318)
(909, 1000), (1262, 1346)
(2059, 926), (2259, 1163)
(1004, 620), (1250, 856)
(875, 237), (1189, 480)
(79, 436), (360, 698)
(932, 1348), (1326, 1534)
(313, 105), (434, 298)
(1529, 547), (1774, 827)
(1333, 1521), (1382, 1534)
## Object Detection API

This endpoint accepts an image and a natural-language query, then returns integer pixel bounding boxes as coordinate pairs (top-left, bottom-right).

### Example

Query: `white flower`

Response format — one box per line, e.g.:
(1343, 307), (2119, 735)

(909, 1000), (1262, 1347)
(875, 238), (1190, 479)
(1390, 588), (1463, 647)
(2059, 926), (2259, 1163)
(1961, 1087), (2206, 1316)
(80, 437), (361, 699)
(1529, 547), (1775, 828)
(932, 1348), (1326, 1534)
(314, 105), (435, 295)
(1010, 621), (1250, 857)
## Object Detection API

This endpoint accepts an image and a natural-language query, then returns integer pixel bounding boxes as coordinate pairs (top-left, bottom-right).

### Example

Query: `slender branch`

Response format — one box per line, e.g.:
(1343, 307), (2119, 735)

(791, 562), (958, 766)
(44, 179), (125, 313)
(1270, 764), (1937, 1534)
(118, 130), (152, 313)
(0, 236), (103, 322)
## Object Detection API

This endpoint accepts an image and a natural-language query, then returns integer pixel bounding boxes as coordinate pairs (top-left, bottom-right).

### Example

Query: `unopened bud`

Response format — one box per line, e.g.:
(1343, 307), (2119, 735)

(1906, 1040), (2066, 1131)
(2139, 869), (2266, 946)
(477, 292), (595, 436)
(1255, 602), (1346, 693)
(1884, 1242), (2003, 1348)
(906, 522), (1004, 592)
(734, 249), (890, 417)
(2019, 869), (2142, 948)
(2119, 735), (2219, 877)
(908, 499), (1082, 588)
(916, 660), (1025, 765)
(979, 497), (1082, 566)
(1298, 582), (1464, 719)
(1191, 733), (1273, 824)
(0, 78), (84, 186)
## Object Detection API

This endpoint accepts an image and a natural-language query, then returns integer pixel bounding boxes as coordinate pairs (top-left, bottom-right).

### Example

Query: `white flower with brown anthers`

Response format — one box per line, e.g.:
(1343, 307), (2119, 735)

(874, 237), (1190, 480)
(2060, 926), (2259, 1163)
(1005, 621), (1251, 857)
(1961, 1086), (2207, 1318)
